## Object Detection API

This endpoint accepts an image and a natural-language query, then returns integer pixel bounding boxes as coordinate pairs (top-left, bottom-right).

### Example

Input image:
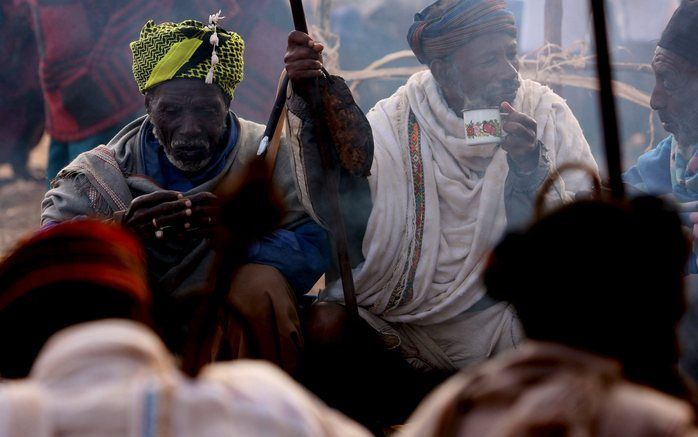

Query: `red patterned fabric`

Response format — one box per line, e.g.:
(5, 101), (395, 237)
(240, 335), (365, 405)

(22, 0), (289, 142)
(24, 0), (167, 141)
(0, 220), (150, 309)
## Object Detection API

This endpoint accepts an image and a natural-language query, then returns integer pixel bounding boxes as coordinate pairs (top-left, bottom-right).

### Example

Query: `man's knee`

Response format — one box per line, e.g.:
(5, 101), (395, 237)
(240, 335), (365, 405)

(226, 263), (297, 318)
(305, 302), (351, 348)
(222, 263), (304, 370)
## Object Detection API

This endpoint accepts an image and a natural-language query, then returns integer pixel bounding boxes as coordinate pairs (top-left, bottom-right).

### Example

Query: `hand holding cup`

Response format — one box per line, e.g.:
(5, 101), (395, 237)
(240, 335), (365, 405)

(500, 102), (539, 172)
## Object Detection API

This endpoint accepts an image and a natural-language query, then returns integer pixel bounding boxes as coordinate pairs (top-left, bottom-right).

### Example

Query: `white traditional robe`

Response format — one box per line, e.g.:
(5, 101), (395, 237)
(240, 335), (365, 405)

(0, 320), (369, 437)
(322, 71), (597, 369)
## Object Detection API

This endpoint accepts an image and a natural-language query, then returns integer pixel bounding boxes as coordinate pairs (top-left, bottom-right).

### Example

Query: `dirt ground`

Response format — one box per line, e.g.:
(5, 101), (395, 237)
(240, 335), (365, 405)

(0, 138), (48, 256)
(0, 178), (45, 255)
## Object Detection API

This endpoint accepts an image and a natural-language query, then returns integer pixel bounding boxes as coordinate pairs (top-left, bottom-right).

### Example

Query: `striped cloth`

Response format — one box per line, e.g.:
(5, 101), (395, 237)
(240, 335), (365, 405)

(23, 0), (166, 141)
(0, 220), (150, 310)
(407, 0), (517, 65)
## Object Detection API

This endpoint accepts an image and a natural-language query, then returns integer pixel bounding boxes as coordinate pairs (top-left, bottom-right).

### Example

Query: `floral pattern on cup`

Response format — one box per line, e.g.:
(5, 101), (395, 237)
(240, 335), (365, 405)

(466, 119), (503, 139)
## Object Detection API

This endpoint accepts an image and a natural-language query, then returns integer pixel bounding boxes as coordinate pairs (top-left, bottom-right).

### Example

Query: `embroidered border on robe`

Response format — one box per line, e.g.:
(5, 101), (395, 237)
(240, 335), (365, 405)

(385, 110), (426, 310)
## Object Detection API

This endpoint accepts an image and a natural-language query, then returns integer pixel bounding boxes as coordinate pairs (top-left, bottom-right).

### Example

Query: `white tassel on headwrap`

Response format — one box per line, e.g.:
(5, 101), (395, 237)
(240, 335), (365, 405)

(205, 10), (225, 84)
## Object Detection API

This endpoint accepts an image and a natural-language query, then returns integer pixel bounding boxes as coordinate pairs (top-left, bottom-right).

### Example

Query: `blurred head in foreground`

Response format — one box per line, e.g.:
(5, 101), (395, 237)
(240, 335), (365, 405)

(0, 221), (151, 378)
(485, 196), (691, 396)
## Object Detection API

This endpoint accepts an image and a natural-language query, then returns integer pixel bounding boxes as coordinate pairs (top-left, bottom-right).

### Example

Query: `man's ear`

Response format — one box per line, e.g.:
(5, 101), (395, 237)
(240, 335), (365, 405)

(218, 86), (231, 110)
(430, 58), (459, 98)
(430, 58), (449, 87)
(144, 92), (153, 115)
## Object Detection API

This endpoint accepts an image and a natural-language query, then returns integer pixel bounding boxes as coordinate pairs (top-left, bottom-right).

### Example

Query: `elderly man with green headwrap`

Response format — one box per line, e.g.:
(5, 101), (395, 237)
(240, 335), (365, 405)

(40, 14), (371, 375)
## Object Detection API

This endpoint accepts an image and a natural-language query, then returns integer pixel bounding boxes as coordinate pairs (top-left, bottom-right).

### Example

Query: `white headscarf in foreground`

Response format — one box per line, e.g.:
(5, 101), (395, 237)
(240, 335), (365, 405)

(0, 320), (369, 437)
(324, 70), (597, 326)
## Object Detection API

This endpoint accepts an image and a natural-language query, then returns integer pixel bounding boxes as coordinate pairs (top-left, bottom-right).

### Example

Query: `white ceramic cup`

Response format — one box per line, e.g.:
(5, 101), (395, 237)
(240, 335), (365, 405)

(463, 108), (503, 146)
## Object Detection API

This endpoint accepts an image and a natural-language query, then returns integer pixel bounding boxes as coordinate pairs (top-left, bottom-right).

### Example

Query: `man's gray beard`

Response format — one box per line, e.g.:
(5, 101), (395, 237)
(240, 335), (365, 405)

(152, 126), (213, 173)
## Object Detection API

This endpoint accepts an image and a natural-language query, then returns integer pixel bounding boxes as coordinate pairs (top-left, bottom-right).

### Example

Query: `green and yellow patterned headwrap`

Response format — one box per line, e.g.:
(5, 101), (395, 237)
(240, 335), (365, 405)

(130, 17), (244, 100)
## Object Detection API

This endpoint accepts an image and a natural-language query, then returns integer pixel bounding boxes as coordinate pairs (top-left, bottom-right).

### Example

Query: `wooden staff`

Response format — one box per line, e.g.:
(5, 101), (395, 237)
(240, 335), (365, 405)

(544, 0), (563, 96)
(590, 0), (625, 199)
(287, 0), (360, 323)
(257, 73), (290, 156)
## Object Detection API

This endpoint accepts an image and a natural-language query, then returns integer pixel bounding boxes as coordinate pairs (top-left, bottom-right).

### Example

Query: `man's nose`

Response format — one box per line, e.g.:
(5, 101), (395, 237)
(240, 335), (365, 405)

(650, 85), (667, 111)
(179, 112), (203, 135)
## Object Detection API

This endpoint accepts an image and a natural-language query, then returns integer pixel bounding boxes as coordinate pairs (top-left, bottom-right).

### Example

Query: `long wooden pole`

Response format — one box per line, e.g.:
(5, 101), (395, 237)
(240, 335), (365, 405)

(544, 0), (563, 96)
(590, 0), (625, 199)
(289, 0), (360, 323)
(544, 0), (563, 47)
(257, 74), (290, 156)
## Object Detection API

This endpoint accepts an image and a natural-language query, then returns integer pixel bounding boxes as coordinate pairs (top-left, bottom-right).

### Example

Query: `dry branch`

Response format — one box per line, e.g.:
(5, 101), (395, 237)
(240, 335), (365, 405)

(333, 42), (653, 108)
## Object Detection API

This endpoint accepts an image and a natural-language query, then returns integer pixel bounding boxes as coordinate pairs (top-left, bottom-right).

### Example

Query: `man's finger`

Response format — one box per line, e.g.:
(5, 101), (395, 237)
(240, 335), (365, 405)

(154, 208), (196, 228)
(284, 47), (322, 63)
(503, 113), (536, 131)
(288, 30), (313, 46)
(131, 191), (183, 209)
(187, 192), (218, 205)
(287, 69), (324, 80)
(500, 101), (515, 114)
(508, 115), (536, 131)
(500, 137), (518, 154)
(501, 135), (533, 156)
(286, 59), (323, 72)
(503, 122), (536, 142)
(500, 102), (536, 130)
(190, 206), (220, 225)
(129, 199), (191, 226)
(190, 204), (218, 215)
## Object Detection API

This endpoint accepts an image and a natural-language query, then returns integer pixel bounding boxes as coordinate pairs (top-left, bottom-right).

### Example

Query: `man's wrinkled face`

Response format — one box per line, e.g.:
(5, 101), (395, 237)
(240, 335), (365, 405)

(432, 31), (521, 110)
(651, 47), (698, 145)
(146, 78), (229, 173)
